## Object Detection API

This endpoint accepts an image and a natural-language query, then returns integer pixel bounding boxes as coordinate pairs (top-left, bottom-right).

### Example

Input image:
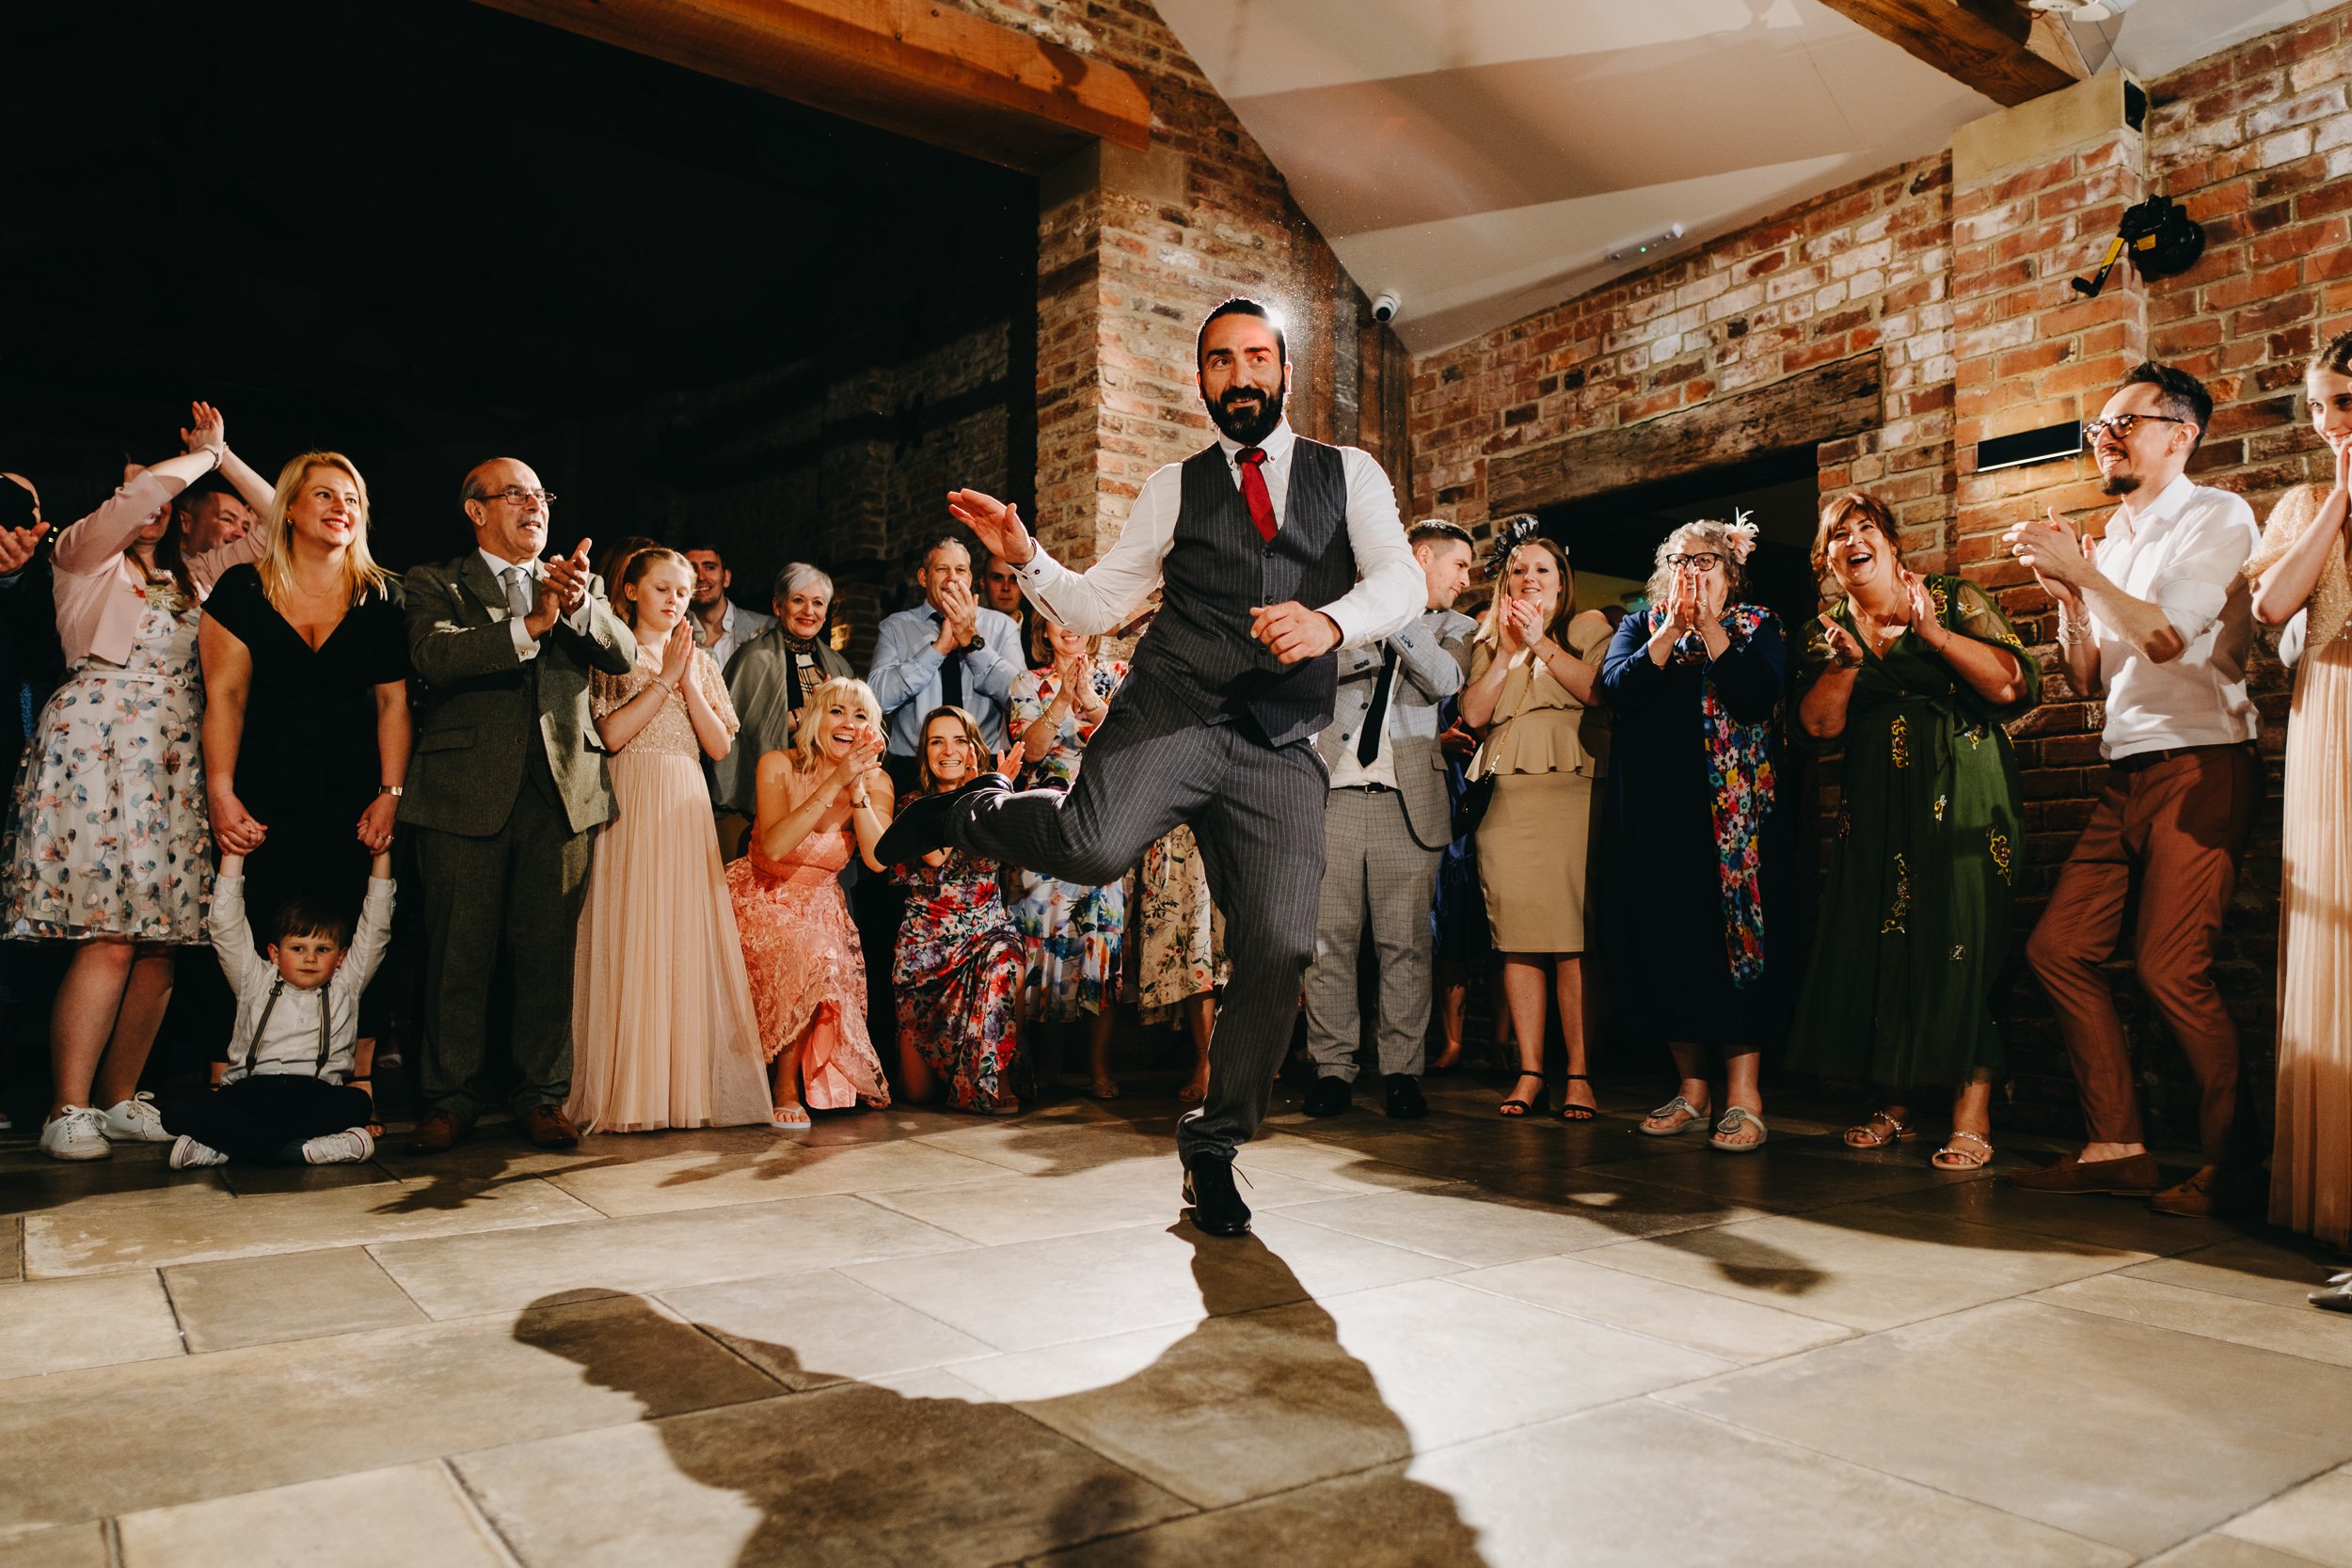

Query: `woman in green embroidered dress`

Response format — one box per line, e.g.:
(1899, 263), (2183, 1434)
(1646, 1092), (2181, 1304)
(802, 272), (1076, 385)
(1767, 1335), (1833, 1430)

(1786, 493), (2038, 1169)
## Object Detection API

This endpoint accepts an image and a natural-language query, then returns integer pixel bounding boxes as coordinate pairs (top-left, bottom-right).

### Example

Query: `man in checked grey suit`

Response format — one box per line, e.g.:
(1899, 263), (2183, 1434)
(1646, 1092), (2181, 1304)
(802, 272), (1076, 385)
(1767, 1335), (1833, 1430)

(397, 457), (636, 1153)
(1301, 520), (1477, 1120)
(877, 298), (1424, 1238)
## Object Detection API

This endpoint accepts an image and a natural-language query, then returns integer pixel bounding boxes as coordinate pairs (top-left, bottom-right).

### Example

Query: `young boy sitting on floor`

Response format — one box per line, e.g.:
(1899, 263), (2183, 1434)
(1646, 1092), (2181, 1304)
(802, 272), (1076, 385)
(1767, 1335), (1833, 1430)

(161, 850), (395, 1168)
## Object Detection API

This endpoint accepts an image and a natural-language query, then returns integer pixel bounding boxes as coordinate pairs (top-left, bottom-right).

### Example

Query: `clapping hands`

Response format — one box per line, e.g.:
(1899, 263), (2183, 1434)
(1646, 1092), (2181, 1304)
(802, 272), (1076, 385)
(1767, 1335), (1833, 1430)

(527, 538), (596, 636)
(180, 401), (226, 460)
(2003, 508), (2094, 607)
(659, 618), (694, 689)
(1498, 595), (1543, 655)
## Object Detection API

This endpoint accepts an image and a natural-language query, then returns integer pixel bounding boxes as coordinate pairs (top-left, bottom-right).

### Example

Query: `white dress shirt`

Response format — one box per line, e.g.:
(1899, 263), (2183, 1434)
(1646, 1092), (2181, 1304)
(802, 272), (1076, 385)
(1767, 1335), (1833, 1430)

(1325, 677), (1399, 789)
(697, 599), (777, 673)
(1010, 419), (1422, 650)
(479, 547), (594, 661)
(2088, 475), (2262, 760)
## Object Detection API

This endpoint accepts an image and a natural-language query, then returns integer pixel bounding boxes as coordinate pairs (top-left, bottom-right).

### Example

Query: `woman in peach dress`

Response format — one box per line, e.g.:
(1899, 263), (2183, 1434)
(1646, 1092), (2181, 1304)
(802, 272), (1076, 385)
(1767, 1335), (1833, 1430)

(2249, 330), (2352, 1293)
(726, 675), (896, 1130)
(567, 548), (771, 1133)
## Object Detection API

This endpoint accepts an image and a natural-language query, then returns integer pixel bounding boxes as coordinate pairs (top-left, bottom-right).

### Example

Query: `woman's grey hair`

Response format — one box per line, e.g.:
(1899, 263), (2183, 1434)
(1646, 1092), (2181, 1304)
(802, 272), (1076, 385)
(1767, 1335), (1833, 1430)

(773, 562), (833, 603)
(1642, 519), (1749, 610)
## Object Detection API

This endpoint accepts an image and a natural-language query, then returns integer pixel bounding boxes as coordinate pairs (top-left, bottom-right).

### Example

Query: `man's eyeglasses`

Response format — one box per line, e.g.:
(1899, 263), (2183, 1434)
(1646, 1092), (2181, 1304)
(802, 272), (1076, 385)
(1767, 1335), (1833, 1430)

(478, 486), (557, 508)
(2083, 413), (2188, 445)
(1665, 551), (1724, 571)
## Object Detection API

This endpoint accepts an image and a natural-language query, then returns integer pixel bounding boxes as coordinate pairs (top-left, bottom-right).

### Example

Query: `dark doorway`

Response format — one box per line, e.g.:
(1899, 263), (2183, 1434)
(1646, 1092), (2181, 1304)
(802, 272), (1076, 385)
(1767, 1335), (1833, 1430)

(1, 0), (1039, 626)
(1535, 446), (1821, 629)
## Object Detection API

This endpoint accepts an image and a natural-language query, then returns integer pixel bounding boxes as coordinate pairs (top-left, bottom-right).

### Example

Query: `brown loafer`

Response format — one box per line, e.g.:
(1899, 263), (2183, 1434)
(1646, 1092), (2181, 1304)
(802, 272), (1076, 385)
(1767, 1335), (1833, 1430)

(2008, 1151), (2160, 1196)
(2150, 1164), (2264, 1217)
(405, 1108), (471, 1154)
(518, 1104), (580, 1149)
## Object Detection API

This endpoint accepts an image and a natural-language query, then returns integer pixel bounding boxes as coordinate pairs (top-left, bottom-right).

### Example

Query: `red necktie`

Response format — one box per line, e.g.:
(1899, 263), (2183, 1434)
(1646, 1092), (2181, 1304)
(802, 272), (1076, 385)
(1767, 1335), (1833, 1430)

(1236, 447), (1278, 543)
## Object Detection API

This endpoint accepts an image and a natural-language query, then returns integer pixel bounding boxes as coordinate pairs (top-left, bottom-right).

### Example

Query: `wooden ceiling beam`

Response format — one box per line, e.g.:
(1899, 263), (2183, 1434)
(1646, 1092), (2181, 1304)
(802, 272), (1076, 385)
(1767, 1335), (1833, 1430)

(1816, 0), (2081, 107)
(470, 0), (1152, 171)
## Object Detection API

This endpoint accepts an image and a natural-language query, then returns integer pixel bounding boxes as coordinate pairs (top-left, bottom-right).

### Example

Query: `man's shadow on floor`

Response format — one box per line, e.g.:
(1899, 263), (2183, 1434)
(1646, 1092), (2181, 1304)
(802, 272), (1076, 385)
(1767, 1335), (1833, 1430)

(515, 1230), (1492, 1566)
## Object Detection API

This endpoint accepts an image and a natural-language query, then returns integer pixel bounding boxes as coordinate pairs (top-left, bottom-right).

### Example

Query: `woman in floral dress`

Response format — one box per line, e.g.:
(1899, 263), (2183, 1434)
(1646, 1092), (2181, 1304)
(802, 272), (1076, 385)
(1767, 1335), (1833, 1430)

(1786, 493), (2037, 1169)
(1135, 827), (1223, 1102)
(1005, 620), (1129, 1098)
(893, 706), (1025, 1115)
(8, 404), (278, 1161)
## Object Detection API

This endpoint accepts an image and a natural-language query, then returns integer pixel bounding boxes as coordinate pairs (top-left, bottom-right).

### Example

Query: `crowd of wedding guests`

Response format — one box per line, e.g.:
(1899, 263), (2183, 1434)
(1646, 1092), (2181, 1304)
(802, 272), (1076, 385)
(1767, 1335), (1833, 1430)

(3, 346), (2347, 1312)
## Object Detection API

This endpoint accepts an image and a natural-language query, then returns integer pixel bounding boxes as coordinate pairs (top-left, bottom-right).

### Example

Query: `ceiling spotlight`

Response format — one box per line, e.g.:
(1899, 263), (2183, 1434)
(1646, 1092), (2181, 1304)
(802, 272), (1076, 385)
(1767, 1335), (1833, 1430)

(2027, 0), (2137, 21)
(1606, 223), (1686, 264)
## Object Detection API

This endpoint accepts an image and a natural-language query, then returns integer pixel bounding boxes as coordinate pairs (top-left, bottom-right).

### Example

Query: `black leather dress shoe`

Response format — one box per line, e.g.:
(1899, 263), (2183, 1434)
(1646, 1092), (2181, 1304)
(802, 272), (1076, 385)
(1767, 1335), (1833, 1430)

(871, 773), (1009, 865)
(1181, 1155), (1251, 1237)
(1383, 1073), (1428, 1119)
(1303, 1075), (1352, 1117)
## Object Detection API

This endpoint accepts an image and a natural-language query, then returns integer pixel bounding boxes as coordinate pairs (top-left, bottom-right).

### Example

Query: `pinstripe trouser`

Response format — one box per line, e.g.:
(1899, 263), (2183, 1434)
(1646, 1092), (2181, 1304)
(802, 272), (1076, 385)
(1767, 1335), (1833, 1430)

(950, 684), (1327, 1163)
(1302, 786), (1439, 1081)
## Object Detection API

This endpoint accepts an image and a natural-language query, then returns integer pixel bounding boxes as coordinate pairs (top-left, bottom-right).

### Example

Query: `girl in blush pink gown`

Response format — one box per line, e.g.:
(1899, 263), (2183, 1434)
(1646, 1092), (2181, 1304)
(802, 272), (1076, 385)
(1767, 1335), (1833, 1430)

(726, 675), (896, 1130)
(566, 548), (772, 1134)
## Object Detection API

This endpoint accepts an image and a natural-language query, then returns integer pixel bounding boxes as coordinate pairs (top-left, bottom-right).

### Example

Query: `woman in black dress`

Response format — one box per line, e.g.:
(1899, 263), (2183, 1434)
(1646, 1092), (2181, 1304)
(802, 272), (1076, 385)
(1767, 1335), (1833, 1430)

(1597, 517), (1791, 1152)
(199, 451), (409, 1006)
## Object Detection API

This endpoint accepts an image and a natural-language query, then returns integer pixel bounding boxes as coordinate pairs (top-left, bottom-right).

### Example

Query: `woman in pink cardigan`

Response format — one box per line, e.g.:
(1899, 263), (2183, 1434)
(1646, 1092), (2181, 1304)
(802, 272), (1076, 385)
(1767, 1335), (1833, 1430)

(6, 403), (278, 1162)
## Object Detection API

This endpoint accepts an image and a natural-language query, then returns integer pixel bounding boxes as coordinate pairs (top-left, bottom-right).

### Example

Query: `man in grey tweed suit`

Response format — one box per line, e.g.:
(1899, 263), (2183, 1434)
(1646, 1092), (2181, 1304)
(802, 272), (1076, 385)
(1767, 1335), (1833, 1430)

(882, 298), (1423, 1236)
(1302, 521), (1477, 1120)
(398, 457), (636, 1154)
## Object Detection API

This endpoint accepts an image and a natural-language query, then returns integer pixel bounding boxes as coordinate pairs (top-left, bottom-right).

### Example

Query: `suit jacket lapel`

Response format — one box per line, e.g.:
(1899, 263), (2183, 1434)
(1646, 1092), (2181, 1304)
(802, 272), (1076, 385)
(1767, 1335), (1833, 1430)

(459, 551), (512, 624)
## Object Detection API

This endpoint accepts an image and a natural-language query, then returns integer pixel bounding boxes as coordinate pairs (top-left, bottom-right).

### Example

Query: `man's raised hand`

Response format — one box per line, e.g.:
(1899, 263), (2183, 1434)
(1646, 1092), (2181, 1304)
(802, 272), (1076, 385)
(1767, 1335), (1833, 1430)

(543, 537), (595, 615)
(1249, 601), (1342, 665)
(0, 520), (46, 576)
(946, 489), (1034, 567)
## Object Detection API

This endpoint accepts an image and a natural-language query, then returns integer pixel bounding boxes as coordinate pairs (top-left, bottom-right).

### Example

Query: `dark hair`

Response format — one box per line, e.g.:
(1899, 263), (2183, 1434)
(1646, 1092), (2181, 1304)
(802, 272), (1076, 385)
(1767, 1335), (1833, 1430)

(680, 543), (723, 564)
(268, 896), (351, 949)
(914, 705), (991, 794)
(2122, 361), (2213, 451)
(173, 472), (235, 518)
(1407, 518), (1474, 553)
(1196, 296), (1288, 371)
(2309, 328), (2352, 380)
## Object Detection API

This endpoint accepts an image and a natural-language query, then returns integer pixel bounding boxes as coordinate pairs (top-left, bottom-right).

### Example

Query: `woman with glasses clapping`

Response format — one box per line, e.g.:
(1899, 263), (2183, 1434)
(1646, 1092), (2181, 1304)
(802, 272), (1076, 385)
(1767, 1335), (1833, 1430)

(1598, 517), (1791, 1152)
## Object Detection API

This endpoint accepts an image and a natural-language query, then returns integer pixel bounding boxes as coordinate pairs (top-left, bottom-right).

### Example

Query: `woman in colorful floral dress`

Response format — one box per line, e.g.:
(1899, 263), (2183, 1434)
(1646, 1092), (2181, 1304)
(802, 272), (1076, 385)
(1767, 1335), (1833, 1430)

(893, 706), (1026, 1115)
(1786, 494), (2037, 1169)
(1135, 826), (1222, 1102)
(1005, 620), (1129, 1098)
(1598, 517), (1791, 1152)
(8, 404), (278, 1161)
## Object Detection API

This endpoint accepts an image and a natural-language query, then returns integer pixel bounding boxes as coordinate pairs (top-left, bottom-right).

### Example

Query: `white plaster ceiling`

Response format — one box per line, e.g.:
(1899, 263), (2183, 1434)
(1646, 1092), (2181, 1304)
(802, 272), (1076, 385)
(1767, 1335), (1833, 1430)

(1152, 0), (2337, 354)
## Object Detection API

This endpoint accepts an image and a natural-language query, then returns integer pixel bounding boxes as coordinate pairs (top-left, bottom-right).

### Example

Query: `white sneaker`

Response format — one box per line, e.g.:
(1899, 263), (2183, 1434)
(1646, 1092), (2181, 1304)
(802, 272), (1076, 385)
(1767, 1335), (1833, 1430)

(39, 1107), (111, 1162)
(100, 1093), (171, 1143)
(299, 1127), (374, 1164)
(168, 1135), (228, 1169)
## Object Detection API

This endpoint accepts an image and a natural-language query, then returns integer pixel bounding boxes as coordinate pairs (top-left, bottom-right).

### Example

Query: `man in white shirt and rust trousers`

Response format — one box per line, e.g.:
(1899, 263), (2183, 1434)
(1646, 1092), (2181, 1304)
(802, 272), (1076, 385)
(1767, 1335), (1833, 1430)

(878, 297), (1423, 1237)
(2004, 362), (2265, 1216)
(1302, 520), (1477, 1121)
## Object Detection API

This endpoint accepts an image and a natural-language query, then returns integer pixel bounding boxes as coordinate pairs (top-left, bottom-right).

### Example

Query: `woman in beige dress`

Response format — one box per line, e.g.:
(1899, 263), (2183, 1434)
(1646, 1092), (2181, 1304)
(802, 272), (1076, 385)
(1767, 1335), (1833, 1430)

(2249, 329), (2352, 1294)
(1460, 524), (1613, 1120)
(567, 548), (772, 1133)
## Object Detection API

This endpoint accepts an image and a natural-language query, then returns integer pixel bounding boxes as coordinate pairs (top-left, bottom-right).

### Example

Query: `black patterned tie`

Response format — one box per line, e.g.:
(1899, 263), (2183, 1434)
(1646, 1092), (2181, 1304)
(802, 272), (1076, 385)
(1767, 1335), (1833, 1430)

(1357, 645), (1399, 767)
(939, 619), (964, 710)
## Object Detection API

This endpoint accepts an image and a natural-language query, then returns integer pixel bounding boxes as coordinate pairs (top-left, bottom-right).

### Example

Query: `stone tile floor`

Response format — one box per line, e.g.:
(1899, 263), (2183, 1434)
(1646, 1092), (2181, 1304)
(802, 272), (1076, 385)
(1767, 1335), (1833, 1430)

(2, 1072), (2348, 1567)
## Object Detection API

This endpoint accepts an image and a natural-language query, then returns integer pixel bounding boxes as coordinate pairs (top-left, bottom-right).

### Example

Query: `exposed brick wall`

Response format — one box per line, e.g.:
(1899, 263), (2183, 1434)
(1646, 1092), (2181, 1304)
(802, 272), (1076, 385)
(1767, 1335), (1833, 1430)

(1406, 157), (1958, 558)
(1404, 8), (2349, 1147)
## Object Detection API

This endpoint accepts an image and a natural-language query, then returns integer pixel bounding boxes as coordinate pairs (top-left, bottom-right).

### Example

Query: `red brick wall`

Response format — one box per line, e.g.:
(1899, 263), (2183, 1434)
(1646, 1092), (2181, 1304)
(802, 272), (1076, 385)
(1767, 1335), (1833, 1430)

(1406, 8), (2349, 1143)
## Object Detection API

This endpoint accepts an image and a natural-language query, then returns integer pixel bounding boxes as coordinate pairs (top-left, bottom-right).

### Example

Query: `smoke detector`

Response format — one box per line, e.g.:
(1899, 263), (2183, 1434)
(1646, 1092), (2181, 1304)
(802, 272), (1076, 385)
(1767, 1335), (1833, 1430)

(2026, 0), (2137, 21)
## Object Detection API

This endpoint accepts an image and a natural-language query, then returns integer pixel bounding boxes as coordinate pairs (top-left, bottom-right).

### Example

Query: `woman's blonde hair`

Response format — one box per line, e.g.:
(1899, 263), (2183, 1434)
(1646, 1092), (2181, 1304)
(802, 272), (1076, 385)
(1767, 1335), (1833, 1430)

(1475, 534), (1575, 650)
(914, 704), (991, 794)
(1642, 519), (1750, 610)
(1810, 492), (1898, 593)
(787, 677), (883, 774)
(1029, 615), (1100, 666)
(257, 453), (394, 610)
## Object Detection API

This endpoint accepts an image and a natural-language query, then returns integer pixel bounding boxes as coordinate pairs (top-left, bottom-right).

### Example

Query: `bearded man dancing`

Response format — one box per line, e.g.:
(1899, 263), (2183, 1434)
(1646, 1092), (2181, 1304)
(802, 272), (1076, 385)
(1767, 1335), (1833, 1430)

(876, 297), (1422, 1236)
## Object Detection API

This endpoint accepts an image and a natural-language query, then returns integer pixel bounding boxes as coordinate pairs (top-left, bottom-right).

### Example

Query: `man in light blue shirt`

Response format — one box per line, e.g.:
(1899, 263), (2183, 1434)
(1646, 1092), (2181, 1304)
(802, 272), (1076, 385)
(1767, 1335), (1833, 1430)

(867, 533), (1023, 775)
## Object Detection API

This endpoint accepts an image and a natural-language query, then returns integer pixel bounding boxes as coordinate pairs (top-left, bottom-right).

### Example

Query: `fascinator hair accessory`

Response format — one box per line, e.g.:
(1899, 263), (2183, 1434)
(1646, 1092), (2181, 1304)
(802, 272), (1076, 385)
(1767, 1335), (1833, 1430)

(1486, 514), (1547, 576)
(1724, 508), (1760, 565)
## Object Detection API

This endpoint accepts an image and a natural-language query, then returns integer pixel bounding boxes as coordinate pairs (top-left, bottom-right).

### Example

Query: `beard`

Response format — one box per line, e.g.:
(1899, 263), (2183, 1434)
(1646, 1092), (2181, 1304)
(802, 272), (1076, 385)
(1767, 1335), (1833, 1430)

(2098, 467), (2137, 497)
(1206, 378), (1286, 446)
